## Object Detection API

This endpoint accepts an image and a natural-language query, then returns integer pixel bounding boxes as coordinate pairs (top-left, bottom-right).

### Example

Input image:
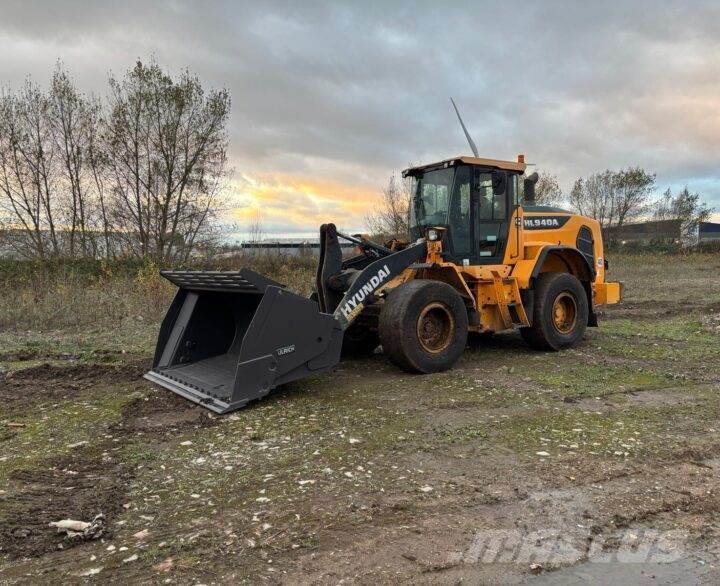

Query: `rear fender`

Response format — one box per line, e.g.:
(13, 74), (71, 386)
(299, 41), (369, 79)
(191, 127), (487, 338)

(531, 245), (595, 282)
(531, 245), (597, 325)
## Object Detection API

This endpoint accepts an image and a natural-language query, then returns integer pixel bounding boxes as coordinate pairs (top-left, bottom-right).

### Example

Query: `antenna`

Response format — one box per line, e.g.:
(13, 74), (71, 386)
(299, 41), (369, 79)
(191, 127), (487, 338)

(450, 97), (479, 158)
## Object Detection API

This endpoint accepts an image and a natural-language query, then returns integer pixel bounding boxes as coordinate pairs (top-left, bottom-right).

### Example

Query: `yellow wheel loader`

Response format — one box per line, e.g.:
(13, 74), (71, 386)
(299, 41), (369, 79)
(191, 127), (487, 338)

(145, 153), (622, 413)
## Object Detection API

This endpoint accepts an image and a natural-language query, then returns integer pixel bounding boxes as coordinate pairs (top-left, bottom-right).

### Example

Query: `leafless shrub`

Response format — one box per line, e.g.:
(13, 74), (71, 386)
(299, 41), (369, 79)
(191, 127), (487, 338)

(365, 173), (413, 240)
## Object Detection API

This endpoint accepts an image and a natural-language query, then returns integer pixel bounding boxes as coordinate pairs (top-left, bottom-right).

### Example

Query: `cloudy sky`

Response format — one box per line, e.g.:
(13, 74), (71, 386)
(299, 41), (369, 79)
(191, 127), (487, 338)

(1, 0), (718, 235)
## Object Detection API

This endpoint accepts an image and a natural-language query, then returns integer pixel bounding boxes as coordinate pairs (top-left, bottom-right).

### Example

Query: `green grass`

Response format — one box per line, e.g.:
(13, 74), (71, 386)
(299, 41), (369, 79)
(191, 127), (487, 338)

(529, 363), (672, 399)
(422, 370), (549, 409)
(598, 316), (720, 361)
(499, 407), (661, 459)
(432, 423), (489, 445)
(498, 383), (720, 461)
(0, 322), (157, 365)
(603, 316), (710, 341)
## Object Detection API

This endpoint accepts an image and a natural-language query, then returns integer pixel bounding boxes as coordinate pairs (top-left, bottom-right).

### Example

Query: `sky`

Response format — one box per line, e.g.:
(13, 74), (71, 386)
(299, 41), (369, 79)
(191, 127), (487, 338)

(0, 0), (718, 236)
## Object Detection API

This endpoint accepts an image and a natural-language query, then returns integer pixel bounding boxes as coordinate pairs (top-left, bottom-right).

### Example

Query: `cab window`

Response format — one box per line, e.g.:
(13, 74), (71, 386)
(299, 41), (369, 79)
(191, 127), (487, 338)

(423, 183), (449, 215)
(477, 173), (506, 221)
(410, 167), (453, 231)
(508, 174), (519, 206)
(448, 165), (472, 255)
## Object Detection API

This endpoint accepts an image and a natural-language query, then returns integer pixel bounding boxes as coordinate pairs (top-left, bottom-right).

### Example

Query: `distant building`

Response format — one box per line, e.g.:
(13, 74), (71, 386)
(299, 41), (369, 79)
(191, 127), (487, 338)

(700, 222), (720, 242)
(604, 220), (720, 245)
(240, 237), (355, 256)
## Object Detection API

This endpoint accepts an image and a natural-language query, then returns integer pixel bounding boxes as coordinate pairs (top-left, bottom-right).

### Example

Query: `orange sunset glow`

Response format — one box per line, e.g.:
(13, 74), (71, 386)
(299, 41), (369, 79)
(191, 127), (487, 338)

(230, 172), (378, 233)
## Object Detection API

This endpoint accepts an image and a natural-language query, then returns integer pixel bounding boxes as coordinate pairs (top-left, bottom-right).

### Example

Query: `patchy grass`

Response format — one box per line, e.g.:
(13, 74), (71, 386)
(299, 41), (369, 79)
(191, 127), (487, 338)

(609, 252), (720, 304)
(432, 423), (489, 445)
(528, 363), (673, 399)
(0, 322), (157, 365)
(603, 316), (710, 341)
(113, 388), (427, 563)
(498, 407), (662, 459)
(0, 385), (140, 486)
(499, 384), (720, 462)
(598, 316), (720, 362)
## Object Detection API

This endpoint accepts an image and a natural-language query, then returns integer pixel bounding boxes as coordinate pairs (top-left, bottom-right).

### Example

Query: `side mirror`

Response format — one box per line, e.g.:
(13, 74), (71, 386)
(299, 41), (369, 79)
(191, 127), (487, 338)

(491, 170), (506, 195)
(523, 172), (539, 203)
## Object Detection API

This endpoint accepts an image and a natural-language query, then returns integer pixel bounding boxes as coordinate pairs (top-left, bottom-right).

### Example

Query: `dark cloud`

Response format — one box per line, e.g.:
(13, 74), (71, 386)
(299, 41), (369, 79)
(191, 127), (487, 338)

(1, 0), (717, 233)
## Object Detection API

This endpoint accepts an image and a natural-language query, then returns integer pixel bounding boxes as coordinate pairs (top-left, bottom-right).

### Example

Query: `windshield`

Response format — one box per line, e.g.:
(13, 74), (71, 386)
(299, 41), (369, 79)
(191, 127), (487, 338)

(410, 167), (454, 234)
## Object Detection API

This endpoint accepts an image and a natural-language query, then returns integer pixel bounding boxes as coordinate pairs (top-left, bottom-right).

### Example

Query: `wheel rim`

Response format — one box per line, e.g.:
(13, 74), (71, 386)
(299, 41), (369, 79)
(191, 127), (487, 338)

(416, 302), (455, 353)
(551, 292), (578, 334)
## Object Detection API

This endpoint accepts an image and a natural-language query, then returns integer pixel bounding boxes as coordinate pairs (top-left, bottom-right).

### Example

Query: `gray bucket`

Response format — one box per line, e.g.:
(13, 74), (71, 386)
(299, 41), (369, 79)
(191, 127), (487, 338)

(145, 268), (342, 413)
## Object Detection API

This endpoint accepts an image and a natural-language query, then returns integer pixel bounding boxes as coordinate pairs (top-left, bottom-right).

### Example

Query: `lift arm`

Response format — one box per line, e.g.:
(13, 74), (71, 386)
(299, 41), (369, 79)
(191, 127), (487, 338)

(332, 241), (427, 329)
(316, 223), (426, 329)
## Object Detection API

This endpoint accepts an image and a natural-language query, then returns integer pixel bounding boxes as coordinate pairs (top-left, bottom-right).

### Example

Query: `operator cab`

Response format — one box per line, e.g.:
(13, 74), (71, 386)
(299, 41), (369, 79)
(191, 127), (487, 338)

(403, 155), (527, 265)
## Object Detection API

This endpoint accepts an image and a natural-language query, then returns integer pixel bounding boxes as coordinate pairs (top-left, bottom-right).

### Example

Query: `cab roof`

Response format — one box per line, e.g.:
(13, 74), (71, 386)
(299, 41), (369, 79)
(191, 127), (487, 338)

(403, 155), (527, 176)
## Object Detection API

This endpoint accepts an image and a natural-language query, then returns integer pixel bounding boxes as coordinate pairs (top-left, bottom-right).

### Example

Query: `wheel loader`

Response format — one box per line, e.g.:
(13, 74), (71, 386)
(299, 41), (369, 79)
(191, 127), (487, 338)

(144, 153), (622, 413)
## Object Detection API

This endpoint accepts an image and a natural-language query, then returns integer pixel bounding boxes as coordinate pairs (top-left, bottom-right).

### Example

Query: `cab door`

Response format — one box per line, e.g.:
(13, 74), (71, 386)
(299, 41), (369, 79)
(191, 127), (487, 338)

(445, 165), (475, 265)
(473, 169), (510, 264)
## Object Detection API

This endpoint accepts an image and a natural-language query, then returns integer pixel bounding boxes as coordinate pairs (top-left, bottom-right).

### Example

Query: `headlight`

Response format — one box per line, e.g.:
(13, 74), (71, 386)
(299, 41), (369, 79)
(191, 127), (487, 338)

(427, 229), (439, 241)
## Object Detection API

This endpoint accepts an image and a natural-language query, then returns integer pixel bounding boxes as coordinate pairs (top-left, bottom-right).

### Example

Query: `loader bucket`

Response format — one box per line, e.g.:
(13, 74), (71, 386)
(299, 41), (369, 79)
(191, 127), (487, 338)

(144, 268), (343, 414)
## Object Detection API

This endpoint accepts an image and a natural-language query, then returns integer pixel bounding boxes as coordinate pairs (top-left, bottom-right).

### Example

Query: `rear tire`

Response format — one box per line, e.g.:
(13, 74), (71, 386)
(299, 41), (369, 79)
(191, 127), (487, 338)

(379, 280), (468, 373)
(521, 272), (588, 351)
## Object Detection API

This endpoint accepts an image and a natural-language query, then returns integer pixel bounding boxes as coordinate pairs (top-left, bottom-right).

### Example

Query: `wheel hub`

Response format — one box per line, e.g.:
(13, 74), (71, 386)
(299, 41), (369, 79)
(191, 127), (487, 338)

(417, 302), (455, 353)
(551, 292), (578, 334)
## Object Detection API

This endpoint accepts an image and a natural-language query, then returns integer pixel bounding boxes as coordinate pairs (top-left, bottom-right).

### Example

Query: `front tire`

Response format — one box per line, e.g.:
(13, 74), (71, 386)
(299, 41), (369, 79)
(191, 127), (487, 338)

(521, 272), (588, 351)
(379, 280), (468, 373)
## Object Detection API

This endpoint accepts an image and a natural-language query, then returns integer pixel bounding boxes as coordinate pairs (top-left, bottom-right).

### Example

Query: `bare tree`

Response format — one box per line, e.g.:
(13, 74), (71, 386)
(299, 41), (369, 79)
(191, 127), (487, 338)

(568, 171), (616, 229)
(613, 167), (654, 227)
(654, 186), (713, 244)
(533, 171), (564, 207)
(365, 173), (413, 239)
(568, 167), (655, 231)
(106, 63), (155, 258)
(48, 65), (99, 256)
(0, 90), (45, 258)
(0, 82), (60, 258)
(106, 60), (230, 261)
(86, 95), (113, 258)
(247, 209), (265, 244)
(0, 59), (230, 261)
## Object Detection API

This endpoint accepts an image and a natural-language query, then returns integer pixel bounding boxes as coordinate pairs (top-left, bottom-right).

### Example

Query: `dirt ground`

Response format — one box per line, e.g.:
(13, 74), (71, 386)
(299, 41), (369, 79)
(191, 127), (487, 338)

(1, 253), (719, 584)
